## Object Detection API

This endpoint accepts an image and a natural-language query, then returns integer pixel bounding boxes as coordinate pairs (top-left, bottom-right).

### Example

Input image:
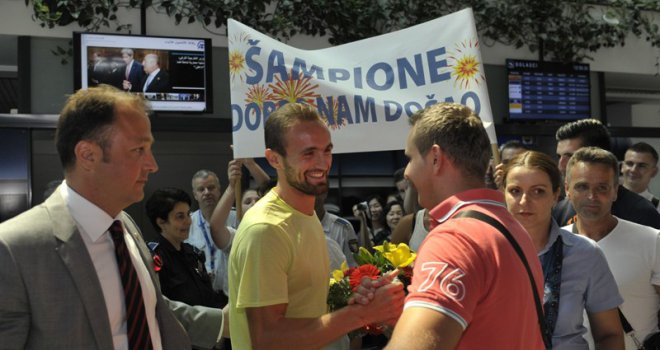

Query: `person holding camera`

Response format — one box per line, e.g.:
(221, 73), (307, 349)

(352, 201), (371, 249)
(352, 195), (389, 249)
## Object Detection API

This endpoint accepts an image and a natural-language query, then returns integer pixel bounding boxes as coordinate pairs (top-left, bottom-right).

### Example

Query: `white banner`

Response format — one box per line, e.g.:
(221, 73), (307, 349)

(228, 8), (495, 158)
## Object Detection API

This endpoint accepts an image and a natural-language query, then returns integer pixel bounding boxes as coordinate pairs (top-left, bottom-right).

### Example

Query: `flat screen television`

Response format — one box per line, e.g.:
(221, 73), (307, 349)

(507, 59), (590, 121)
(74, 32), (213, 113)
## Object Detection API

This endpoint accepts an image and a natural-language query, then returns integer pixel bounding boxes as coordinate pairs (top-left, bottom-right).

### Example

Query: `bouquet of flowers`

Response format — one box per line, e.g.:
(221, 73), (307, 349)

(328, 241), (416, 319)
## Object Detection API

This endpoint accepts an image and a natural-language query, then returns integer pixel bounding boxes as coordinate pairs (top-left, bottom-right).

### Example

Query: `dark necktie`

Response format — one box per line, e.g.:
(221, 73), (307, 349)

(109, 220), (154, 350)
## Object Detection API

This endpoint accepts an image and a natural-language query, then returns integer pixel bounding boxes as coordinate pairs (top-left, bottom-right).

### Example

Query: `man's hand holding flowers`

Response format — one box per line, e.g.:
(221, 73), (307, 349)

(349, 269), (401, 305)
(328, 242), (417, 332)
(352, 279), (405, 329)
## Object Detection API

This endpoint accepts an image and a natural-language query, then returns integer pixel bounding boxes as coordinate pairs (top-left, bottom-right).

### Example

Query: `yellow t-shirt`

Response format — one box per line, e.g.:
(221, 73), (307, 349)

(228, 190), (330, 349)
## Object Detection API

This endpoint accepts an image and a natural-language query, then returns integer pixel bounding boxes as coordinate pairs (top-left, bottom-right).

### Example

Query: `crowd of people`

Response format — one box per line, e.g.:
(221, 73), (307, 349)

(1, 84), (660, 350)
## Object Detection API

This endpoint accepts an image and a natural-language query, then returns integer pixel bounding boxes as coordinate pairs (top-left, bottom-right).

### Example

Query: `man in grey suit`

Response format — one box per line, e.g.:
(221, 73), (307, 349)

(0, 85), (225, 349)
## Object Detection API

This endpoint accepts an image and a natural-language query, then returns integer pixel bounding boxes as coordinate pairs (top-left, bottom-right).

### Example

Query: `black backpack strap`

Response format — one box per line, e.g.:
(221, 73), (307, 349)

(454, 210), (552, 349)
(652, 196), (659, 208)
(618, 308), (645, 349)
(618, 308), (634, 333)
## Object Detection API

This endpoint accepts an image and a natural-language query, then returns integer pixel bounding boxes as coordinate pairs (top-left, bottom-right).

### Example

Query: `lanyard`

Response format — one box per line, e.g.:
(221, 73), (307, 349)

(198, 214), (216, 271)
(540, 235), (563, 338)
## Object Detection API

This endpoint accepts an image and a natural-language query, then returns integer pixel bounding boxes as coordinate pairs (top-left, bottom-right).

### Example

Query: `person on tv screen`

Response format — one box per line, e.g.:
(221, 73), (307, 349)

(89, 50), (124, 89)
(120, 48), (145, 92)
(141, 53), (171, 93)
(88, 51), (110, 86)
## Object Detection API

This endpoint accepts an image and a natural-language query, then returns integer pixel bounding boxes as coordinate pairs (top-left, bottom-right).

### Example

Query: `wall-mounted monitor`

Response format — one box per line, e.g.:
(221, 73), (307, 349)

(74, 32), (213, 113)
(507, 59), (590, 121)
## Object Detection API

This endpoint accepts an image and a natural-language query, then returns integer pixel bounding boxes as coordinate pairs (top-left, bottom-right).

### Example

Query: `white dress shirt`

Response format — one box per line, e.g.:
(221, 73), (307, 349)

(125, 60), (133, 80)
(61, 182), (163, 350)
(143, 68), (160, 92)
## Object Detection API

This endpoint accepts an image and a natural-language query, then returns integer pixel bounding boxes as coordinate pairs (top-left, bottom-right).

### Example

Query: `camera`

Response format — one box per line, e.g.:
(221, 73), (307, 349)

(355, 201), (371, 219)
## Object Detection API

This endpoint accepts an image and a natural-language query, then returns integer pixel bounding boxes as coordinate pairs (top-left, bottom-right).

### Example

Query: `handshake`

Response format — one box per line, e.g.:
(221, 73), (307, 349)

(348, 269), (405, 328)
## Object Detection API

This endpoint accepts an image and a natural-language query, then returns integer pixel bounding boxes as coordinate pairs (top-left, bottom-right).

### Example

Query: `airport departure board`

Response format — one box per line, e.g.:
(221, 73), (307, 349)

(507, 59), (590, 121)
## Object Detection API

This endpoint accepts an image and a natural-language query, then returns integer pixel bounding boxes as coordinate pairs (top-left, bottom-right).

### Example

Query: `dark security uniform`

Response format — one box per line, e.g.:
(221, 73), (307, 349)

(150, 236), (227, 308)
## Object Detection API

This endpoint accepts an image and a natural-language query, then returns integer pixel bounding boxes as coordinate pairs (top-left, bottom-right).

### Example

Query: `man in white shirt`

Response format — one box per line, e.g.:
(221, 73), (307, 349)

(141, 53), (170, 93)
(563, 147), (660, 349)
(622, 142), (660, 212)
(0, 85), (224, 349)
(187, 158), (271, 298)
(187, 169), (225, 291)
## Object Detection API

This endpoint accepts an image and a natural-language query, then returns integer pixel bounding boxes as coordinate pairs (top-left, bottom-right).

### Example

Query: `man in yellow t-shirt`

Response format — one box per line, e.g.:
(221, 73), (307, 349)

(228, 103), (404, 350)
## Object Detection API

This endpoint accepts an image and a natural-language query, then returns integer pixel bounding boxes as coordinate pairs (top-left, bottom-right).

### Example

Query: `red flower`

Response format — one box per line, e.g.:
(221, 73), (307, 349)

(402, 266), (413, 279)
(348, 264), (381, 291)
(153, 254), (163, 272)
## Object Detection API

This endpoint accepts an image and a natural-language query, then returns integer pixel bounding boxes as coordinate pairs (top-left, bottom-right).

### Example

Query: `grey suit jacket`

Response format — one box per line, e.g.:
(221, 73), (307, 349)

(0, 188), (222, 349)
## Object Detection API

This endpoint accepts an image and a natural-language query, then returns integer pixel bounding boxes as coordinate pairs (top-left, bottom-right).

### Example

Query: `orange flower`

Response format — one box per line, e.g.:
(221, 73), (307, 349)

(348, 264), (381, 291)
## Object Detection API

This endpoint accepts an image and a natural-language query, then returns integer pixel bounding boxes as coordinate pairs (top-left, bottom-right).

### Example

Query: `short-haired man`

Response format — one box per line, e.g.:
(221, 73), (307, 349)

(228, 103), (404, 349)
(188, 159), (271, 300)
(622, 142), (660, 212)
(500, 140), (529, 164)
(386, 102), (545, 349)
(120, 48), (145, 92)
(491, 140), (529, 188)
(0, 85), (224, 349)
(393, 167), (408, 199)
(563, 147), (660, 349)
(187, 169), (225, 291)
(141, 53), (170, 93)
(89, 51), (109, 86)
(552, 118), (660, 229)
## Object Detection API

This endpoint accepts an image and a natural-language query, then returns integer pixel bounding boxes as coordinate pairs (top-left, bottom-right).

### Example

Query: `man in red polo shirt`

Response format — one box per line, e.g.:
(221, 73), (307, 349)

(386, 102), (545, 350)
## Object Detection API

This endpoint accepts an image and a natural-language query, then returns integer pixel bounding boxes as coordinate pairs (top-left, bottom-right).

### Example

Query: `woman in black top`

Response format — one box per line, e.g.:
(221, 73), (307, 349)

(145, 188), (226, 308)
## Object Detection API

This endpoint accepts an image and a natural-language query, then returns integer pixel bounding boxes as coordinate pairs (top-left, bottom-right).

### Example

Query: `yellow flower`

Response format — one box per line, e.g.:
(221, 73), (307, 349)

(357, 246), (374, 259)
(330, 261), (349, 283)
(374, 241), (394, 253)
(382, 242), (416, 268)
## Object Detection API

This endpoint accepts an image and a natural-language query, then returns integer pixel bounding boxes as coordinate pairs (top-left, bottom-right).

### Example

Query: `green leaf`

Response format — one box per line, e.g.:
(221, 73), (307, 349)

(27, 0), (660, 64)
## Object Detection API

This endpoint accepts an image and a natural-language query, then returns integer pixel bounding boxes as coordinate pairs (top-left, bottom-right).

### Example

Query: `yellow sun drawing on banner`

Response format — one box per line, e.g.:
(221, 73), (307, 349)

(229, 51), (245, 75)
(447, 38), (485, 90)
(245, 84), (273, 111)
(268, 69), (320, 107)
(228, 32), (252, 84)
